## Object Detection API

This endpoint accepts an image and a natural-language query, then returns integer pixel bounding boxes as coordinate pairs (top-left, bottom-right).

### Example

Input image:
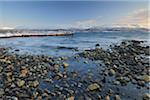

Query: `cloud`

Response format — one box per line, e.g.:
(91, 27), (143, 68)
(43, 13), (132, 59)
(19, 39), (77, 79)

(116, 9), (149, 28)
(72, 16), (102, 28)
(0, 27), (14, 30)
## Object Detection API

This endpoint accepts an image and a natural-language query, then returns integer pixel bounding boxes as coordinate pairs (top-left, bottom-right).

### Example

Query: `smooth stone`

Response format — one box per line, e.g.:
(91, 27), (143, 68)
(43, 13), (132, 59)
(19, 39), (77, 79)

(0, 89), (4, 96)
(44, 78), (52, 83)
(0, 66), (3, 72)
(44, 89), (50, 94)
(15, 49), (20, 52)
(137, 81), (145, 86)
(57, 72), (63, 78)
(31, 80), (39, 88)
(17, 80), (25, 87)
(115, 95), (121, 100)
(84, 61), (88, 64)
(67, 96), (74, 100)
(141, 75), (150, 82)
(42, 92), (49, 97)
(143, 93), (150, 100)
(105, 95), (110, 100)
(9, 96), (18, 100)
(87, 83), (100, 91)
(113, 81), (120, 85)
(109, 69), (116, 76)
(10, 83), (16, 88)
(108, 89), (113, 95)
(61, 56), (68, 60)
(63, 62), (69, 68)
(20, 68), (29, 77)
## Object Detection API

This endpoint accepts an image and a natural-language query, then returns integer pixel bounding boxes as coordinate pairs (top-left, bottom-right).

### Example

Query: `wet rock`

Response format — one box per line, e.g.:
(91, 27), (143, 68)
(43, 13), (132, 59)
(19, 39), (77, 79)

(0, 66), (3, 72)
(61, 56), (68, 60)
(31, 80), (39, 88)
(17, 80), (25, 87)
(105, 95), (110, 100)
(108, 89), (114, 95)
(87, 83), (100, 91)
(10, 83), (16, 88)
(95, 43), (100, 47)
(116, 77), (128, 86)
(113, 81), (120, 85)
(44, 89), (50, 94)
(20, 68), (29, 77)
(131, 79), (137, 84)
(53, 64), (60, 71)
(109, 69), (116, 76)
(84, 61), (88, 64)
(7, 96), (18, 100)
(63, 62), (69, 68)
(57, 72), (63, 78)
(67, 96), (74, 100)
(42, 92), (49, 98)
(115, 95), (121, 100)
(143, 93), (150, 100)
(44, 78), (52, 83)
(0, 89), (4, 96)
(141, 75), (150, 82)
(137, 81), (145, 87)
(15, 49), (20, 52)
(0, 59), (11, 64)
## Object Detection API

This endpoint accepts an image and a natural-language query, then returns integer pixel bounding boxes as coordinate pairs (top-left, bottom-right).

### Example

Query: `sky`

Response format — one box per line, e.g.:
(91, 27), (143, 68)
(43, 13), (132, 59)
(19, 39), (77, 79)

(0, 0), (149, 29)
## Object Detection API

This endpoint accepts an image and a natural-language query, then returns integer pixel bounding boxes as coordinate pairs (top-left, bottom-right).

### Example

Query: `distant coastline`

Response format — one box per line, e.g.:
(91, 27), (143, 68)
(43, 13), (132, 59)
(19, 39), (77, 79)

(0, 27), (148, 38)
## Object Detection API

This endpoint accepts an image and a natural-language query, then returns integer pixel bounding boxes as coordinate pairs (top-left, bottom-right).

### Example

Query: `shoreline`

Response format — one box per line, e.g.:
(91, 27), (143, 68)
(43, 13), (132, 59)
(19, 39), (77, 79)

(0, 40), (149, 100)
(0, 32), (73, 38)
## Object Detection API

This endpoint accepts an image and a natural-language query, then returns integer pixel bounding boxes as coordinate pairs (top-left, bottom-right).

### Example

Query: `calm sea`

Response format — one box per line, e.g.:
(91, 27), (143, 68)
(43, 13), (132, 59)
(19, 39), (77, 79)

(0, 31), (149, 56)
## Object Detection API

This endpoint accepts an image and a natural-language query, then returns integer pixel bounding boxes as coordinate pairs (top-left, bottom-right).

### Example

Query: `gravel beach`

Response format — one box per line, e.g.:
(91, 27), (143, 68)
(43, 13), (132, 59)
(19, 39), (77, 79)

(0, 40), (149, 100)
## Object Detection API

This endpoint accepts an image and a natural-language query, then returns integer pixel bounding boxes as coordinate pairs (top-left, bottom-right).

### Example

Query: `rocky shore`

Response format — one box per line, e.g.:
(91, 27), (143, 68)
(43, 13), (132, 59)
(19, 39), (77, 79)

(0, 40), (149, 100)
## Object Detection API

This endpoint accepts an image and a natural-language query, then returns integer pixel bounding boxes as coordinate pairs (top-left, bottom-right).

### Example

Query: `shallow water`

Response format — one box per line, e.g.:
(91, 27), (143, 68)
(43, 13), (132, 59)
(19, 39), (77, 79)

(0, 31), (149, 56)
(0, 31), (149, 99)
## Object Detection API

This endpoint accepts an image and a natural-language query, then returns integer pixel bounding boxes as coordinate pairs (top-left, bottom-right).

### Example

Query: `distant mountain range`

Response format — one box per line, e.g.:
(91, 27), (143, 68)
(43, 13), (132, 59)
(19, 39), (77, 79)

(0, 27), (149, 33)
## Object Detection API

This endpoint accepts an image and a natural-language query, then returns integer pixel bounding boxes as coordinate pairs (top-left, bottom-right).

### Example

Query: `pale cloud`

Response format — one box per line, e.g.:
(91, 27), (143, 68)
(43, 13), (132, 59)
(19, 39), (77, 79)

(0, 26), (14, 30)
(72, 16), (102, 28)
(74, 19), (97, 28)
(116, 9), (149, 28)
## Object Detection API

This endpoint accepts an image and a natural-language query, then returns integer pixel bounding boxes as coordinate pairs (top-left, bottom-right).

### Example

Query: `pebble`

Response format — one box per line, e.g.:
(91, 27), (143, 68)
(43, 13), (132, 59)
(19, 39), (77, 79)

(20, 68), (29, 77)
(63, 62), (69, 68)
(108, 89), (113, 95)
(17, 80), (25, 87)
(143, 93), (150, 100)
(67, 96), (74, 100)
(57, 72), (63, 78)
(0, 89), (4, 96)
(87, 83), (100, 91)
(44, 78), (52, 83)
(141, 75), (150, 82)
(31, 80), (39, 88)
(115, 95), (121, 100)
(109, 69), (116, 76)
(113, 81), (120, 85)
(105, 95), (110, 100)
